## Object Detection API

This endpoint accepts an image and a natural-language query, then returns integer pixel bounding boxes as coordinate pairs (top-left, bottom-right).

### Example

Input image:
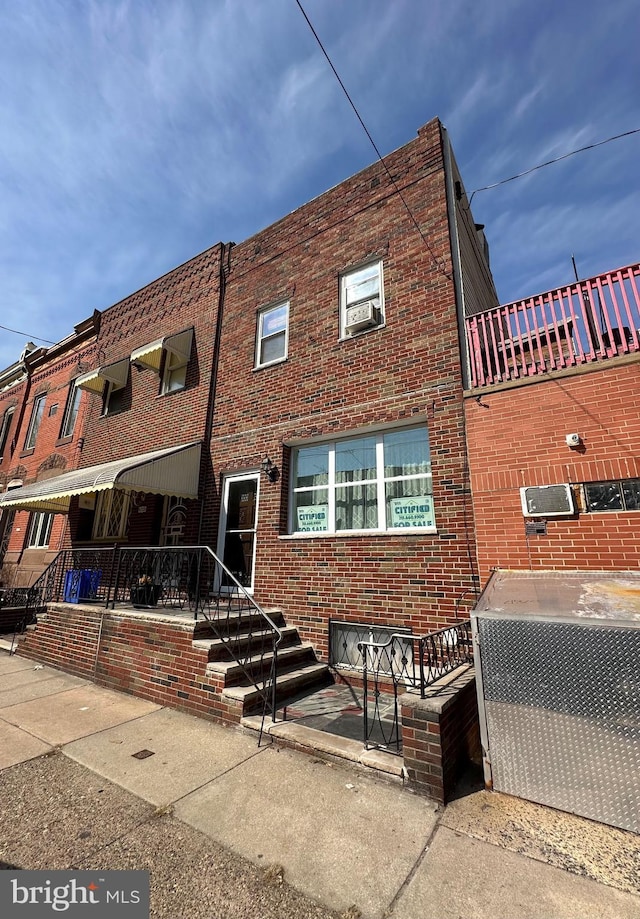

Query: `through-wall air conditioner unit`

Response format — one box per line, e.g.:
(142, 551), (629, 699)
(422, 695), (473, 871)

(345, 300), (380, 334)
(520, 484), (575, 517)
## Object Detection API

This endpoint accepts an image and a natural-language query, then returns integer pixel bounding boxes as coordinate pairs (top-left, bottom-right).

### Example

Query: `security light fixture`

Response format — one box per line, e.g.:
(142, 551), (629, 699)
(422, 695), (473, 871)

(261, 457), (279, 482)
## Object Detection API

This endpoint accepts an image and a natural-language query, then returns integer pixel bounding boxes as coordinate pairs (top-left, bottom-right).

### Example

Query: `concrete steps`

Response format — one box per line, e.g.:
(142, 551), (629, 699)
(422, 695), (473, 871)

(192, 608), (331, 717)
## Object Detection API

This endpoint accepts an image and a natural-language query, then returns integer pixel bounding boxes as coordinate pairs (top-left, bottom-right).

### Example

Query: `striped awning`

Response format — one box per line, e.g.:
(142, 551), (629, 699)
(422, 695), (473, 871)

(130, 328), (193, 373)
(75, 358), (130, 394)
(0, 441), (202, 513)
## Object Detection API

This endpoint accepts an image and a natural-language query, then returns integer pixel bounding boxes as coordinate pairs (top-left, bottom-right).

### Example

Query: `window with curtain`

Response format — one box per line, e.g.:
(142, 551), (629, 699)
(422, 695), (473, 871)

(291, 426), (434, 534)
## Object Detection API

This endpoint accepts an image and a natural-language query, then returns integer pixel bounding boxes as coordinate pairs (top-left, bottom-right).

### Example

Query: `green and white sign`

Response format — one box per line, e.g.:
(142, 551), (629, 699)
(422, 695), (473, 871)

(390, 495), (434, 528)
(296, 504), (328, 532)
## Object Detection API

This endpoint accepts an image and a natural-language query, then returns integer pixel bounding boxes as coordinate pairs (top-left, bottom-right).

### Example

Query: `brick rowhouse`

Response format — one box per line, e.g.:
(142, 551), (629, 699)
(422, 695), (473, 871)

(465, 357), (640, 584)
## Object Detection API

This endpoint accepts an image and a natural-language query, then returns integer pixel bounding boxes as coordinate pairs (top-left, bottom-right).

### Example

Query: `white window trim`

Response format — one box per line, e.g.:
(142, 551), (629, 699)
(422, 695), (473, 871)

(27, 511), (54, 548)
(289, 427), (435, 536)
(60, 381), (82, 438)
(0, 407), (15, 459)
(339, 259), (385, 340)
(161, 350), (188, 394)
(24, 393), (46, 449)
(255, 301), (290, 369)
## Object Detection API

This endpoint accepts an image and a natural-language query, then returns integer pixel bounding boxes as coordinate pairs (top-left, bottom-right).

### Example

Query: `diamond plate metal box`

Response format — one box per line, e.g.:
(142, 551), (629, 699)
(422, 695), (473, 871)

(472, 571), (640, 834)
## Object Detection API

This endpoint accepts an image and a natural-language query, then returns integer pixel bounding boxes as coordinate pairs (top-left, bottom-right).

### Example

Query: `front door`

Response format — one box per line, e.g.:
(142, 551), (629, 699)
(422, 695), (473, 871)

(217, 474), (259, 591)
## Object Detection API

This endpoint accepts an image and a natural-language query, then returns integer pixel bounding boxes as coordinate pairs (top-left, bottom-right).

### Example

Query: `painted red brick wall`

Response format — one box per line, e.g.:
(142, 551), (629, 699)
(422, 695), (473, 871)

(465, 359), (640, 584)
(210, 118), (479, 653)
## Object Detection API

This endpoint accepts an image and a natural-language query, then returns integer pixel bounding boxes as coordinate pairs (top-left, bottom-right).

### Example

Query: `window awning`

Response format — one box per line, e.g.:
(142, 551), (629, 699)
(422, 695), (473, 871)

(0, 441), (202, 513)
(131, 327), (193, 373)
(75, 358), (130, 394)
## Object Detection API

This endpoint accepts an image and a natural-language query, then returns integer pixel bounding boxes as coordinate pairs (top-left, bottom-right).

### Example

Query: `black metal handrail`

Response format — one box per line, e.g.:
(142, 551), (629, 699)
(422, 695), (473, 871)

(5, 544), (283, 721)
(358, 620), (473, 753)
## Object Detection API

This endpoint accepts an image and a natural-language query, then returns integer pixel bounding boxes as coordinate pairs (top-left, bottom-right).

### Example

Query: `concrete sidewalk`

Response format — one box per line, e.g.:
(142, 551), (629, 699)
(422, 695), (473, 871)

(0, 651), (638, 919)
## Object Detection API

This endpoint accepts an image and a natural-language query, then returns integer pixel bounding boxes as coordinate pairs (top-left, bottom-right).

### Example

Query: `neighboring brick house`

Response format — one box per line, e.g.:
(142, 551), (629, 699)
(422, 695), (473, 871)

(0, 244), (228, 564)
(0, 314), (100, 586)
(463, 262), (640, 583)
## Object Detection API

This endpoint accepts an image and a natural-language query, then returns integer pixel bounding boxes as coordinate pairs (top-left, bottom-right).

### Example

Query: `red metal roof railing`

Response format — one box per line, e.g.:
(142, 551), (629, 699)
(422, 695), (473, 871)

(466, 261), (640, 388)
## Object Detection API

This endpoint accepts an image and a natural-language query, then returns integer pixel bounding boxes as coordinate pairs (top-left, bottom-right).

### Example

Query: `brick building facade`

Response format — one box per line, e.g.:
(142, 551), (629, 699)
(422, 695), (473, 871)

(0, 315), (99, 586)
(463, 264), (640, 583)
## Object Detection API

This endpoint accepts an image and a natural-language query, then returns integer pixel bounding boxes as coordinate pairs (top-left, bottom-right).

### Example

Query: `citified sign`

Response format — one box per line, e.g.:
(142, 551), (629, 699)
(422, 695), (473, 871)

(390, 496), (434, 528)
(296, 504), (328, 532)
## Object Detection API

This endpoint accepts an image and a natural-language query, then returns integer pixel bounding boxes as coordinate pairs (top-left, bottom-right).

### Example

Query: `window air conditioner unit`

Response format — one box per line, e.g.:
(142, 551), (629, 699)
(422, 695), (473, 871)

(520, 484), (575, 517)
(345, 300), (380, 333)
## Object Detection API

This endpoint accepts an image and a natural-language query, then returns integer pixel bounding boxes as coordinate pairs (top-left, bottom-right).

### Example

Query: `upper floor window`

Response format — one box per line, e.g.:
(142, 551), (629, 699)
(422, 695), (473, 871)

(60, 382), (82, 438)
(24, 393), (46, 450)
(131, 327), (193, 396)
(27, 511), (54, 548)
(161, 349), (188, 394)
(340, 260), (384, 338)
(0, 407), (15, 459)
(291, 426), (433, 534)
(256, 302), (289, 368)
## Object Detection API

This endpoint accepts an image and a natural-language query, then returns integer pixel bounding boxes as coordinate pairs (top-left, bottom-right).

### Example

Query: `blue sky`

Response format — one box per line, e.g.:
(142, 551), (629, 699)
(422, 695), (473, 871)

(1, 0), (638, 368)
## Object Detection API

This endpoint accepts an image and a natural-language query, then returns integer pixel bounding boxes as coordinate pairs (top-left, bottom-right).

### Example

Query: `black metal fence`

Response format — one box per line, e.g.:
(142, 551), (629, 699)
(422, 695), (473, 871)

(359, 621), (474, 753)
(4, 544), (283, 721)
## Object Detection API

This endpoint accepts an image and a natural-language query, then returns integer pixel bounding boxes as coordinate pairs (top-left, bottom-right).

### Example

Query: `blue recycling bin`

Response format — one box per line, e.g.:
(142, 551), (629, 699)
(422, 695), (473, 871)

(63, 569), (102, 603)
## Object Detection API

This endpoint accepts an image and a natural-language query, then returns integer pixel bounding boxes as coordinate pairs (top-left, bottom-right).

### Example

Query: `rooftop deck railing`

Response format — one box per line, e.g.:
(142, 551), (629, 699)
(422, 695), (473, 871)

(466, 261), (640, 388)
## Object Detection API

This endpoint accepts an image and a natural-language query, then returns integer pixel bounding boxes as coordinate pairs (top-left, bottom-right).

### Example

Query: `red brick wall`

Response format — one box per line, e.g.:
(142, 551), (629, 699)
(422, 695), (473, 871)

(401, 669), (480, 803)
(210, 118), (479, 652)
(465, 360), (640, 584)
(79, 246), (222, 460)
(0, 335), (98, 582)
(20, 605), (244, 726)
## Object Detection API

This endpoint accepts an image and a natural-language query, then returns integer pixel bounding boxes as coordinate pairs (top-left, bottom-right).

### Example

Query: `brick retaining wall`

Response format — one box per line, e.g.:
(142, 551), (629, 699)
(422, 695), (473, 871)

(20, 604), (243, 726)
(401, 667), (480, 803)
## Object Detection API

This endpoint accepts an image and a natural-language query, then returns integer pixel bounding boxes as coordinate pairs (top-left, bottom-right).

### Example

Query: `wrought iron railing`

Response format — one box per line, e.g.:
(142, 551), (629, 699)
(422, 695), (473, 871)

(466, 261), (640, 387)
(358, 621), (473, 753)
(5, 544), (283, 721)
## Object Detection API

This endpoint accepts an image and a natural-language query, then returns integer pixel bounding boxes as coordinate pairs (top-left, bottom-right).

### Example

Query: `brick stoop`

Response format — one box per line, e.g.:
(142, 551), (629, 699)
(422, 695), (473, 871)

(16, 602), (332, 726)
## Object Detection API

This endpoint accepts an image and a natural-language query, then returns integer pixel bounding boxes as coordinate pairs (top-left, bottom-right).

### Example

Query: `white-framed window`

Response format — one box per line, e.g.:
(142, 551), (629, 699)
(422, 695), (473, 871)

(102, 380), (126, 417)
(161, 349), (188, 394)
(0, 407), (15, 459)
(60, 381), (82, 438)
(27, 511), (54, 548)
(92, 490), (130, 539)
(24, 393), (46, 449)
(340, 260), (384, 338)
(291, 426), (434, 534)
(256, 301), (289, 368)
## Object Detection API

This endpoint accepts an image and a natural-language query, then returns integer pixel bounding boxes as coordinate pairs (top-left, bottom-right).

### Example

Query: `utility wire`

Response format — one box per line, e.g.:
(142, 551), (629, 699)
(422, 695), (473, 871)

(469, 128), (640, 204)
(0, 323), (55, 344)
(295, 0), (451, 281)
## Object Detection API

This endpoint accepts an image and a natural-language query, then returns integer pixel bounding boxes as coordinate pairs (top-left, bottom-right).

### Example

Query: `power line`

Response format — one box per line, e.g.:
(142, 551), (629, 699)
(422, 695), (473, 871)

(469, 129), (640, 204)
(0, 323), (55, 344)
(294, 0), (452, 281)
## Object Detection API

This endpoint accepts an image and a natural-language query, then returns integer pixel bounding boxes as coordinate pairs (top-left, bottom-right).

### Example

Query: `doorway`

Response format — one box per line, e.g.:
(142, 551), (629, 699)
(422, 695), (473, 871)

(217, 473), (259, 591)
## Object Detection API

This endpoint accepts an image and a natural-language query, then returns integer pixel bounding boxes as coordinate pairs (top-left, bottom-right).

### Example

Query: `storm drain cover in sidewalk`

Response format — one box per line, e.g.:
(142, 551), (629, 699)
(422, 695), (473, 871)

(131, 749), (155, 760)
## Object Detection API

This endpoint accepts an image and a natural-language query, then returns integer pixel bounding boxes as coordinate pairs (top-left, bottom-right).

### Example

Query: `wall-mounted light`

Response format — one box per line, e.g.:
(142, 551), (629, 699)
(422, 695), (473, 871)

(565, 433), (582, 448)
(260, 457), (279, 482)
